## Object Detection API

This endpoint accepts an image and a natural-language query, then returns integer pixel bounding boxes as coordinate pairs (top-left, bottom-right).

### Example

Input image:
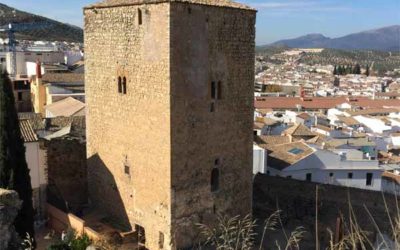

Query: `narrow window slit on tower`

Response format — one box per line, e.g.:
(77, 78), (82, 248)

(159, 232), (164, 249)
(211, 168), (219, 192)
(118, 77), (122, 93)
(122, 77), (127, 94)
(138, 8), (143, 25)
(210, 102), (215, 112)
(211, 81), (216, 99)
(124, 165), (130, 175)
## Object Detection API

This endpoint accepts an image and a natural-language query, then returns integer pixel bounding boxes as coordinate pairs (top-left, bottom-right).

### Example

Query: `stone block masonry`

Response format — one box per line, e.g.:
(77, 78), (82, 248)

(0, 189), (22, 250)
(84, 1), (256, 249)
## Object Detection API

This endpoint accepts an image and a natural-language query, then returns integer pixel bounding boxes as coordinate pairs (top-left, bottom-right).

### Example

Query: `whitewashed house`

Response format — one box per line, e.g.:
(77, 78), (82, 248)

(261, 141), (384, 192)
(324, 138), (378, 159)
(19, 119), (46, 218)
(283, 110), (298, 124)
(354, 115), (392, 134)
(390, 133), (400, 149)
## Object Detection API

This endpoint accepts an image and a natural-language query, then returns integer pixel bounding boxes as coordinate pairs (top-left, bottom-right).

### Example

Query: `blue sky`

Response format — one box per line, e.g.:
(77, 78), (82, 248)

(2, 0), (400, 45)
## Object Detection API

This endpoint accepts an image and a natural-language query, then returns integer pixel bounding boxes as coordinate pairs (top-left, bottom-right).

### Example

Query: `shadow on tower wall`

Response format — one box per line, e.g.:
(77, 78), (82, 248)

(87, 153), (132, 232)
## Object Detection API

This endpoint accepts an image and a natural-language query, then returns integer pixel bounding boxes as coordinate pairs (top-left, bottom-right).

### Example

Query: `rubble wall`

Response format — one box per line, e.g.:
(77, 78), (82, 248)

(0, 189), (22, 250)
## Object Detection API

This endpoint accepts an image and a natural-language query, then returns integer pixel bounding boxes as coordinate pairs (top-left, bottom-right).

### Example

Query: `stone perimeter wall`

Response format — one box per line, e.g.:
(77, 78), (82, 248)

(84, 3), (172, 250)
(253, 175), (400, 249)
(46, 138), (88, 212)
(170, 3), (256, 247)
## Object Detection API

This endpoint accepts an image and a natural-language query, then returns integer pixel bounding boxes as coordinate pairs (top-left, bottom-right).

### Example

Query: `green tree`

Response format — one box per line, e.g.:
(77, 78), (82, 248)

(333, 65), (337, 75)
(338, 65), (344, 75)
(366, 65), (370, 76)
(346, 65), (352, 74)
(0, 73), (35, 241)
(354, 64), (361, 74)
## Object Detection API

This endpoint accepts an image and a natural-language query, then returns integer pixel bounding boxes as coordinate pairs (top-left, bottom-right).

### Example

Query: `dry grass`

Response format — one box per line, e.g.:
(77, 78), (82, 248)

(196, 189), (400, 250)
(196, 211), (306, 250)
(197, 214), (256, 250)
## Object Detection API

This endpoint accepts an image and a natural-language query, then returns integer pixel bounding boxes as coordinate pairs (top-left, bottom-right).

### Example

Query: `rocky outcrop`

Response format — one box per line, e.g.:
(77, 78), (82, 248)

(0, 189), (22, 250)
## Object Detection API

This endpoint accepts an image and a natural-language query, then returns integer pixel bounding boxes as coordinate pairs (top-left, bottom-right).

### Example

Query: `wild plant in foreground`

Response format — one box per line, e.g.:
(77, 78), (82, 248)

(197, 214), (257, 250)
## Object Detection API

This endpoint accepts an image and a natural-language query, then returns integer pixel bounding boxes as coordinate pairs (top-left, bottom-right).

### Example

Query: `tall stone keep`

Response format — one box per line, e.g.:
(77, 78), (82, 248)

(84, 0), (256, 249)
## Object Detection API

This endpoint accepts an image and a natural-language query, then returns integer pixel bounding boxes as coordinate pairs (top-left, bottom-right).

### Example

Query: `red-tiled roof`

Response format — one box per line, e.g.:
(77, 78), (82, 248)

(297, 112), (311, 120)
(254, 96), (400, 110)
(19, 120), (38, 143)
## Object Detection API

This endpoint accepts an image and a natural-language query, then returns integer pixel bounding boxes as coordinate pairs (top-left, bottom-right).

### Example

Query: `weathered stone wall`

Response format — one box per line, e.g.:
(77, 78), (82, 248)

(0, 189), (22, 250)
(254, 175), (400, 249)
(85, 3), (172, 250)
(85, 1), (255, 249)
(45, 138), (87, 212)
(170, 3), (256, 248)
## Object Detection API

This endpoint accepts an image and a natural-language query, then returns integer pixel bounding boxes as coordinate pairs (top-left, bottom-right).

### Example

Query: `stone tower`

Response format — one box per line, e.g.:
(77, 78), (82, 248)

(84, 0), (256, 249)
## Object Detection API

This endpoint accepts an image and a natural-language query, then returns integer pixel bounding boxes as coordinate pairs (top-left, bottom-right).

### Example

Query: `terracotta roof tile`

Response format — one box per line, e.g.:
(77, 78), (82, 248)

(282, 123), (316, 137)
(314, 124), (332, 132)
(306, 135), (327, 145)
(268, 141), (315, 170)
(255, 96), (400, 110)
(297, 112), (311, 120)
(258, 135), (290, 146)
(19, 120), (38, 143)
(337, 116), (360, 126)
(346, 108), (400, 116)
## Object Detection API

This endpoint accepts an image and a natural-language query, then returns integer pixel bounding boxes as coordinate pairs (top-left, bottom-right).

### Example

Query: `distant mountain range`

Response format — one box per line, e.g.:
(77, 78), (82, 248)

(267, 25), (400, 51)
(0, 3), (83, 42)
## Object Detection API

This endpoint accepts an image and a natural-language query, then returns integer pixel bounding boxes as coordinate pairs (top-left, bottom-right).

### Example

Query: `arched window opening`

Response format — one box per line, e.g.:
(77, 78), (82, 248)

(118, 77), (122, 93)
(211, 168), (219, 192)
(122, 77), (127, 94)
(138, 9), (143, 25)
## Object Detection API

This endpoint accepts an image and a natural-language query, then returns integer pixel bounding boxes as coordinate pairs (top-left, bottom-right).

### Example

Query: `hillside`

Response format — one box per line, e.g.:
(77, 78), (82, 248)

(270, 25), (400, 51)
(299, 48), (400, 75)
(0, 3), (83, 42)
